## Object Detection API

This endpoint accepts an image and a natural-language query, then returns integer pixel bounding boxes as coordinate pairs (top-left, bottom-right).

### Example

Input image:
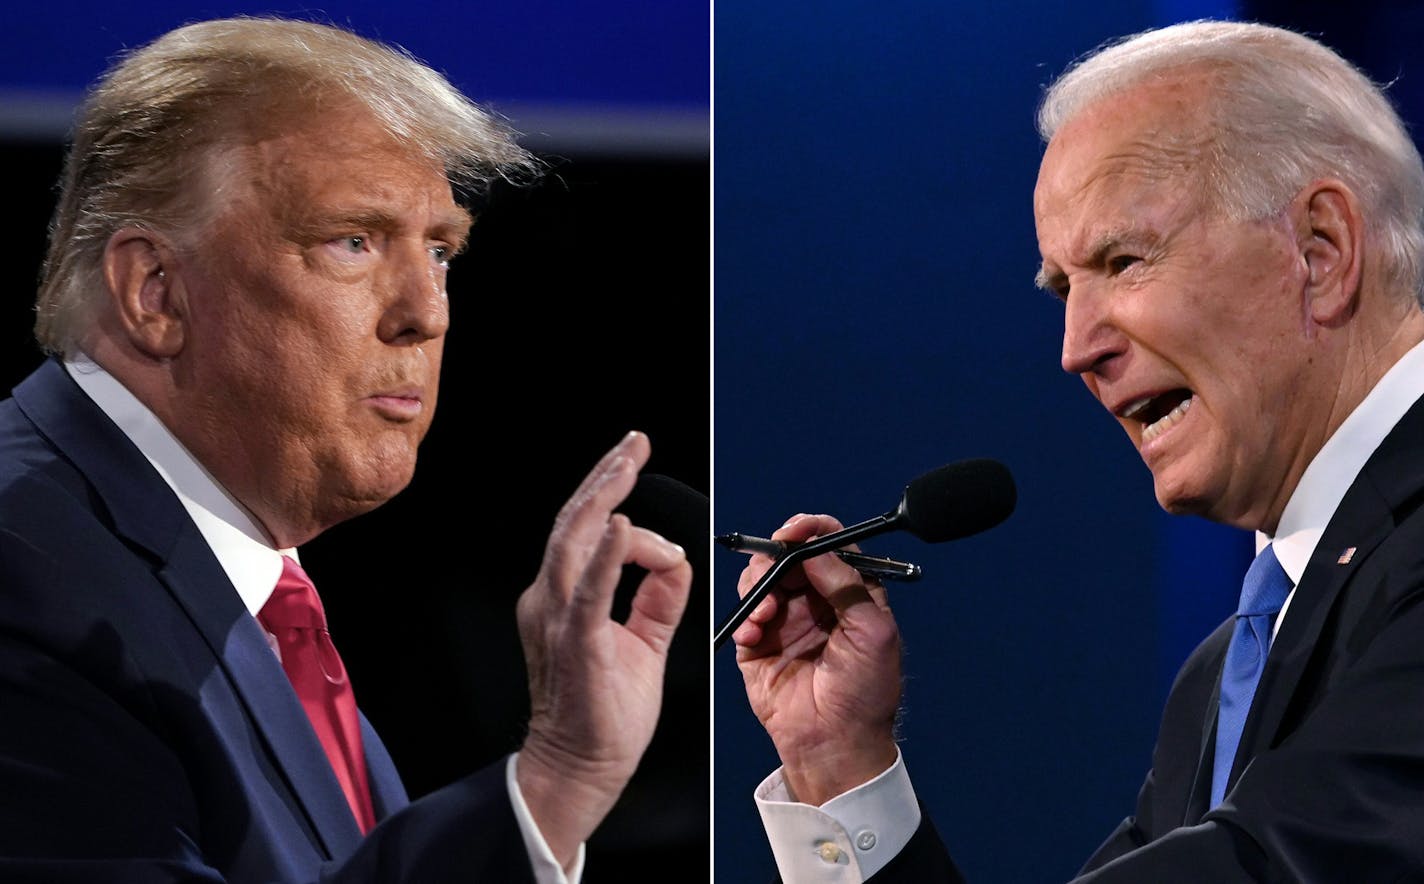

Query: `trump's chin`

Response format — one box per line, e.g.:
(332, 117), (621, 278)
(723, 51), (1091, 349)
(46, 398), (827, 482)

(313, 449), (421, 528)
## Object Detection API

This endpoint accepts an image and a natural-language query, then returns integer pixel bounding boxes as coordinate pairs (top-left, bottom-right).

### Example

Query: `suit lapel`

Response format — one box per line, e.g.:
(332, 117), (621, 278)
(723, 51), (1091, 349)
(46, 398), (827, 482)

(1226, 392), (1424, 794)
(1229, 501), (1389, 788)
(160, 529), (364, 856)
(14, 360), (364, 856)
(1182, 642), (1226, 825)
(360, 713), (410, 818)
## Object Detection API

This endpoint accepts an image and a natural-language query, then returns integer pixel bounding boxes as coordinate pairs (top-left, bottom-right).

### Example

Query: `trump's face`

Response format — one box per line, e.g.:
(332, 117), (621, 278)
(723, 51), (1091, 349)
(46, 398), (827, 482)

(169, 107), (472, 545)
(1032, 78), (1323, 532)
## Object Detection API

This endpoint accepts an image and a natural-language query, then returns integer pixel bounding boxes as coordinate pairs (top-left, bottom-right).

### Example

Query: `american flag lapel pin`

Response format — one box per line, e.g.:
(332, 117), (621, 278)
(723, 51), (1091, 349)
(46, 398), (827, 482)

(1337, 547), (1357, 565)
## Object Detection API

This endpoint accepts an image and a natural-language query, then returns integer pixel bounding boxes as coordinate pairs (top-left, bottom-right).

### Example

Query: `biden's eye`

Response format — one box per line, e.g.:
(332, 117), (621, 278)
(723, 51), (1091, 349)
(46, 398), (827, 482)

(1107, 254), (1141, 274)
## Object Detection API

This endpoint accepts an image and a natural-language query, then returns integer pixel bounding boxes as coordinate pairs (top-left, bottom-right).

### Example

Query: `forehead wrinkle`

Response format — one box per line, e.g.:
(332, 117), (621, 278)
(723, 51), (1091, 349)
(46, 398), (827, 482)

(1036, 94), (1215, 288)
(1051, 143), (1209, 255)
(1100, 135), (1205, 182)
(283, 203), (465, 235)
(264, 166), (471, 248)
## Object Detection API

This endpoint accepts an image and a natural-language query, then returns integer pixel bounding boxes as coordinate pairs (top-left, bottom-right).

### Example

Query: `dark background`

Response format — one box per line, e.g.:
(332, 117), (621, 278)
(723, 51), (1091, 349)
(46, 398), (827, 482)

(712, 1), (1424, 882)
(0, 3), (709, 879)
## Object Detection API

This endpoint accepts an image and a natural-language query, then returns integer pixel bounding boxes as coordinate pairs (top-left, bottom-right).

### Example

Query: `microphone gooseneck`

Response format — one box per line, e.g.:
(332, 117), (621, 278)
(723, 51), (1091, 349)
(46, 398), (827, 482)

(712, 458), (1016, 651)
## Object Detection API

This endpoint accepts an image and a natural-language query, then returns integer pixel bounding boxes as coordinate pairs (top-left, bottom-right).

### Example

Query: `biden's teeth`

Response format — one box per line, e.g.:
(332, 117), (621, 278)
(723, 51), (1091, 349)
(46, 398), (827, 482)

(1141, 395), (1193, 444)
(1121, 396), (1153, 420)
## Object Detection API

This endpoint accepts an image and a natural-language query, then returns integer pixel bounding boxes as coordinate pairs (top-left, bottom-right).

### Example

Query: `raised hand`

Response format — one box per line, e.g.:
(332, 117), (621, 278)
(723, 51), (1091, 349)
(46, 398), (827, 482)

(514, 431), (693, 867)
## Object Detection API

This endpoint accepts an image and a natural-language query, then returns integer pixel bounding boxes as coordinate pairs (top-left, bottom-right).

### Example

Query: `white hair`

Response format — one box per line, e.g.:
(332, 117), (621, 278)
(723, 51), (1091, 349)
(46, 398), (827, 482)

(1038, 19), (1424, 304)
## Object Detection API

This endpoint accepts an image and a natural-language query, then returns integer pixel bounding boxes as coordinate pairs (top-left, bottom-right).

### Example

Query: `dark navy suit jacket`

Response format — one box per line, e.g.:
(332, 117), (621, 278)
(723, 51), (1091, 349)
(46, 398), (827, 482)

(864, 390), (1424, 882)
(0, 359), (536, 882)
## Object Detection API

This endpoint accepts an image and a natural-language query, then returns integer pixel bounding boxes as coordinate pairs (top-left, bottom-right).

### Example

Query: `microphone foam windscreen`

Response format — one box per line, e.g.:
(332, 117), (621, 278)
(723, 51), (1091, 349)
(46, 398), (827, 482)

(619, 473), (709, 553)
(900, 458), (1017, 542)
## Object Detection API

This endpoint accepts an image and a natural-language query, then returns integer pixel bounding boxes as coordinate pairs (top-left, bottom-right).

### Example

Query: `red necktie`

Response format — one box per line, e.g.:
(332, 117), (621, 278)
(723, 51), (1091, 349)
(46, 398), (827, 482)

(257, 556), (377, 834)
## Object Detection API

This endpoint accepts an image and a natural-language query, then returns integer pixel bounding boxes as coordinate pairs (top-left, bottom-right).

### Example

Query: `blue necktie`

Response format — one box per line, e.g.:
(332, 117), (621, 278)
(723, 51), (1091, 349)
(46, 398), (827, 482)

(1210, 543), (1293, 808)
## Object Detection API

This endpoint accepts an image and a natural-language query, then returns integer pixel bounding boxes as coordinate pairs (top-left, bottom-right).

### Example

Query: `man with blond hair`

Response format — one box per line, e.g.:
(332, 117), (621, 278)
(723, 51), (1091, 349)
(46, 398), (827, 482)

(735, 19), (1424, 881)
(0, 16), (691, 883)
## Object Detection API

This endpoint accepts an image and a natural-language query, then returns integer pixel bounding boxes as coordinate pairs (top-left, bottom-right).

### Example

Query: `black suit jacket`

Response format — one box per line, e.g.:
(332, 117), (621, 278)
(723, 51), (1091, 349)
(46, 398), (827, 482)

(0, 359), (537, 883)
(874, 390), (1424, 882)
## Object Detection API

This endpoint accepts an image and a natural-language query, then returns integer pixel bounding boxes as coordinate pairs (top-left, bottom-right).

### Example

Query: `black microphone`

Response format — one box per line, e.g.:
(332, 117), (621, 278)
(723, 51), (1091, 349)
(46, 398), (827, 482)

(614, 473), (709, 621)
(712, 458), (1016, 651)
(618, 472), (709, 550)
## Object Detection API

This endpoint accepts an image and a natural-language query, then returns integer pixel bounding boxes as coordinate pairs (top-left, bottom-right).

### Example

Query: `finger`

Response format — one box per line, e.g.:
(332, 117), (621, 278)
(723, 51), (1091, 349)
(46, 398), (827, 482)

(622, 525), (687, 575)
(565, 430), (651, 508)
(735, 542), (813, 629)
(728, 562), (780, 640)
(769, 513), (822, 543)
(786, 521), (885, 617)
(772, 513), (845, 539)
(622, 532), (692, 655)
(800, 549), (891, 611)
(566, 513), (633, 626)
(778, 513), (890, 607)
(544, 432), (649, 590)
(617, 526), (690, 638)
(803, 551), (881, 613)
(737, 553), (804, 597)
(731, 516), (820, 640)
(732, 616), (765, 649)
(731, 557), (776, 648)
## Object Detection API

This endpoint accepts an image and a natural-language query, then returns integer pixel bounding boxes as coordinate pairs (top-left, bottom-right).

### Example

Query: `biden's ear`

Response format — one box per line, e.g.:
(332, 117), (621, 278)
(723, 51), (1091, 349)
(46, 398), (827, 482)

(102, 228), (186, 359)
(1294, 179), (1364, 327)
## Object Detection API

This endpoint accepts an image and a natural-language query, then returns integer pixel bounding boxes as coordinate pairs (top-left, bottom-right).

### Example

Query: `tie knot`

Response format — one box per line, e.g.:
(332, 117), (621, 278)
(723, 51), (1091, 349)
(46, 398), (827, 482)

(259, 556), (327, 632)
(1237, 543), (1292, 617)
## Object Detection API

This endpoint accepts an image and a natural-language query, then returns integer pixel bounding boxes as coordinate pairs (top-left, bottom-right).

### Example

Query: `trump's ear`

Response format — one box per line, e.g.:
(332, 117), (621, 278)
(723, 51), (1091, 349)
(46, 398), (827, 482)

(102, 228), (185, 358)
(1295, 179), (1364, 327)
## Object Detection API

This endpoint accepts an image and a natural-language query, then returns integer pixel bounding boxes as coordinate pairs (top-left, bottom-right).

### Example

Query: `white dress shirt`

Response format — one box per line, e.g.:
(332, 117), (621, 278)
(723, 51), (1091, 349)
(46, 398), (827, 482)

(65, 355), (582, 884)
(756, 339), (1424, 883)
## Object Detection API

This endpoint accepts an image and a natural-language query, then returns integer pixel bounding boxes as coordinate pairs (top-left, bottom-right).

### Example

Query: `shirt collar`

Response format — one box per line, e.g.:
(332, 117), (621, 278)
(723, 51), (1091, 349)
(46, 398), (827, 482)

(1263, 338), (1424, 584)
(64, 355), (291, 616)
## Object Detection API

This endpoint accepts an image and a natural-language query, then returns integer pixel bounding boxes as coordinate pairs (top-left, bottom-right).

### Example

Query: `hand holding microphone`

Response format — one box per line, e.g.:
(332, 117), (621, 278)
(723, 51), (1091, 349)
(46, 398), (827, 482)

(728, 458), (1016, 805)
(714, 458), (1017, 650)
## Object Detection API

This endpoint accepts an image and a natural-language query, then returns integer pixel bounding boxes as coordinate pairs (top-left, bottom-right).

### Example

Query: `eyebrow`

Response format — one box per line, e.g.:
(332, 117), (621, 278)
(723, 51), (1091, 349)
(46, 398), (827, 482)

(435, 208), (475, 253)
(1035, 227), (1144, 295)
(291, 206), (474, 250)
(1034, 263), (1063, 294)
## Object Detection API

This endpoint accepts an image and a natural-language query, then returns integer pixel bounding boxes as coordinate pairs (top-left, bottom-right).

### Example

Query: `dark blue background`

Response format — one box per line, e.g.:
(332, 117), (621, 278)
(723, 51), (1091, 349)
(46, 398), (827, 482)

(713, 1), (1424, 881)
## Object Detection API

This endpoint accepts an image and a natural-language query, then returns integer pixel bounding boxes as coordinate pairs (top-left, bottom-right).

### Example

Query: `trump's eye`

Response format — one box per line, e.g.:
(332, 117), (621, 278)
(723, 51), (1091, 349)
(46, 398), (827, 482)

(323, 234), (374, 264)
(430, 244), (453, 268)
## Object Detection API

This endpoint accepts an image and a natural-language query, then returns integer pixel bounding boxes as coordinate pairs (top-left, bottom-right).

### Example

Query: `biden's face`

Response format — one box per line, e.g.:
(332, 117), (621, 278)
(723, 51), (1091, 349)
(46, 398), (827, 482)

(1033, 78), (1322, 532)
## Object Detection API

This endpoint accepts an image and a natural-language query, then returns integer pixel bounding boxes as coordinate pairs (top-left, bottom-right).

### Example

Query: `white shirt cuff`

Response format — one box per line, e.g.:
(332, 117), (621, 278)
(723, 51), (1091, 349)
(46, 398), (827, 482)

(754, 747), (921, 883)
(507, 753), (586, 884)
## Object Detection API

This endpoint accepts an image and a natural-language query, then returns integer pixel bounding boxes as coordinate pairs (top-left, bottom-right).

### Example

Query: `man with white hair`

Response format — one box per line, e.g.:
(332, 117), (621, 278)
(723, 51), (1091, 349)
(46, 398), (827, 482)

(0, 16), (692, 883)
(734, 19), (1424, 881)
